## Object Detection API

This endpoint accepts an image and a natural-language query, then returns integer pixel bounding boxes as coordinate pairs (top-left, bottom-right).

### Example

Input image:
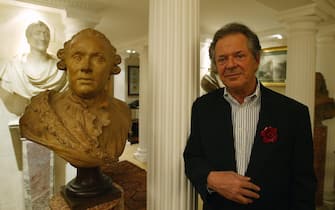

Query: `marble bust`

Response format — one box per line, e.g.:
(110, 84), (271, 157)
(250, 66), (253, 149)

(19, 28), (131, 169)
(0, 20), (67, 100)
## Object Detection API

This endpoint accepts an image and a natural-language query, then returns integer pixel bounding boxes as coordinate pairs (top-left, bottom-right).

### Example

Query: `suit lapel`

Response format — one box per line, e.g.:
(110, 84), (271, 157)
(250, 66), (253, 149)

(210, 89), (236, 171)
(219, 95), (237, 171)
(245, 85), (276, 178)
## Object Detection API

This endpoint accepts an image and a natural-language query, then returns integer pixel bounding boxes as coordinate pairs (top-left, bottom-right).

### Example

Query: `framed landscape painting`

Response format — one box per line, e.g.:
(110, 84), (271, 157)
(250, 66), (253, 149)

(256, 46), (287, 86)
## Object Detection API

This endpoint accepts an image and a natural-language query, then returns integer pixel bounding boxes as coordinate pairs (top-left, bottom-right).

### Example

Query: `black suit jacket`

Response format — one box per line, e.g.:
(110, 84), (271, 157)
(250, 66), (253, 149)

(183, 85), (316, 210)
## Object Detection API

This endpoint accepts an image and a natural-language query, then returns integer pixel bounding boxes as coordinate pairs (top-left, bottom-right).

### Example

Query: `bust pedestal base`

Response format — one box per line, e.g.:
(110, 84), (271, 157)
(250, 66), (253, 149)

(49, 183), (124, 210)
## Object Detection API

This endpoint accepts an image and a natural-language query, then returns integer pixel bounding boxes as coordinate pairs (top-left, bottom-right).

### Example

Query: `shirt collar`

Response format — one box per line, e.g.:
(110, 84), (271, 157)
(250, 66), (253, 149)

(223, 80), (261, 105)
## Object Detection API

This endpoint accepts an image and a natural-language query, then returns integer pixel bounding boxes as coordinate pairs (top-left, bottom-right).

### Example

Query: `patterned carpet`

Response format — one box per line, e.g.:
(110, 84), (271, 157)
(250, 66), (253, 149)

(104, 160), (146, 210)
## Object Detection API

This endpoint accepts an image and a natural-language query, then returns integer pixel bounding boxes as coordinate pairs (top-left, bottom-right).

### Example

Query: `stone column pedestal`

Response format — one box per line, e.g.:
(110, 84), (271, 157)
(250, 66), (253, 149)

(9, 119), (54, 210)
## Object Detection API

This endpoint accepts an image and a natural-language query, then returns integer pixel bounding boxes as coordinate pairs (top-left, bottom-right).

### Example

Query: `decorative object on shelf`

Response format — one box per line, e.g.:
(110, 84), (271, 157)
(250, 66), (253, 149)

(201, 68), (221, 93)
(257, 46), (287, 87)
(128, 65), (140, 96)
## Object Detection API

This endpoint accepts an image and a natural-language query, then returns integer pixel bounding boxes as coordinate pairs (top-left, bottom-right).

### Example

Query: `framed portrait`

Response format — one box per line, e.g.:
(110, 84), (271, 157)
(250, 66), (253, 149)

(256, 46), (287, 86)
(128, 65), (140, 96)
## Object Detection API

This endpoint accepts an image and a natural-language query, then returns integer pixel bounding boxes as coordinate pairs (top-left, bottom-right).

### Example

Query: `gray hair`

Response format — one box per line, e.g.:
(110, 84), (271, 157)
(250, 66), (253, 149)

(209, 23), (262, 69)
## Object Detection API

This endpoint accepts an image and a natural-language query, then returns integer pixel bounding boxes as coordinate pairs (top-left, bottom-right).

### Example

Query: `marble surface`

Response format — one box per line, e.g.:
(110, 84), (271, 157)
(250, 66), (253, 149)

(22, 140), (54, 210)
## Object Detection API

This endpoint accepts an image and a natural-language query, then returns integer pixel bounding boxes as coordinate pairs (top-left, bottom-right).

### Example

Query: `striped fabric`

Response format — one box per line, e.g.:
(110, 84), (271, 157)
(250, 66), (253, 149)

(223, 82), (261, 175)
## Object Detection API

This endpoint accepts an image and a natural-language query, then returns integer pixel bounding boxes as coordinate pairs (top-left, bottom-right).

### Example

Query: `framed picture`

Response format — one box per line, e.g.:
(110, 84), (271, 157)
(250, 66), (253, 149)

(256, 46), (287, 86)
(128, 65), (140, 96)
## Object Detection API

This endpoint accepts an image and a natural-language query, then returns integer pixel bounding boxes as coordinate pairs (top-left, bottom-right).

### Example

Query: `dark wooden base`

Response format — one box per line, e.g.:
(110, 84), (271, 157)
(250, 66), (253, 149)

(65, 167), (114, 198)
(60, 184), (122, 210)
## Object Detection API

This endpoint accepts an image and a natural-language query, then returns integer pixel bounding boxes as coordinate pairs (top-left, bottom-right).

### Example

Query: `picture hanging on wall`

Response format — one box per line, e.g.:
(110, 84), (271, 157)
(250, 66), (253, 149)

(256, 46), (287, 87)
(128, 65), (140, 96)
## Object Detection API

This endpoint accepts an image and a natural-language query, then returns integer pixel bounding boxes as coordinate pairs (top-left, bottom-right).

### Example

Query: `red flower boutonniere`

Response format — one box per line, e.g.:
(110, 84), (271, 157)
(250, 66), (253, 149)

(260, 126), (278, 143)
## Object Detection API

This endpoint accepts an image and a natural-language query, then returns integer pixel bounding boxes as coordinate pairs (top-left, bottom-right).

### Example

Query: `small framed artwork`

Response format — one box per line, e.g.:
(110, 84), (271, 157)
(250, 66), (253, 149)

(128, 65), (140, 96)
(256, 46), (287, 86)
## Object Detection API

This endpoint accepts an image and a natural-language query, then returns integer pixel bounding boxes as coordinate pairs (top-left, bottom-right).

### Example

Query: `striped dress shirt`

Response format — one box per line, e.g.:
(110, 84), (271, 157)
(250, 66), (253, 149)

(223, 82), (261, 175)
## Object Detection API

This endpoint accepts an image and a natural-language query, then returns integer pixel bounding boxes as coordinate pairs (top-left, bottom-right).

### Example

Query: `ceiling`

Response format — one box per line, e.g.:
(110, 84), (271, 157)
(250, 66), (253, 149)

(95, 0), (314, 46)
(3, 0), (315, 46)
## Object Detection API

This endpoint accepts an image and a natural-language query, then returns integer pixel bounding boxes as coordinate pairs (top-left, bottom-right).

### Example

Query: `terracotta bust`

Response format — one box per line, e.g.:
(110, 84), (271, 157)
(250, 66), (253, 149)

(19, 28), (131, 169)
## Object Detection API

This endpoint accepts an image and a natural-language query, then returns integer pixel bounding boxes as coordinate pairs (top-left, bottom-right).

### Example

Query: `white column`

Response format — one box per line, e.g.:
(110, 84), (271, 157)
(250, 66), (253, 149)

(279, 1), (335, 123)
(282, 16), (320, 123)
(287, 17), (319, 120)
(317, 24), (335, 207)
(147, 0), (199, 209)
(134, 45), (148, 162)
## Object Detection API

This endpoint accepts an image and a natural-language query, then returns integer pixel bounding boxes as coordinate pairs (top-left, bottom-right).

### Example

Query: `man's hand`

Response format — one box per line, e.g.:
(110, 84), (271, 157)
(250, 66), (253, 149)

(207, 171), (261, 204)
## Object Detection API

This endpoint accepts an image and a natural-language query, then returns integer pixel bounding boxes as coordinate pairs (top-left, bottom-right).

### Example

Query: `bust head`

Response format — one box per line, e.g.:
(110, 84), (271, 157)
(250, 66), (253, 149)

(57, 29), (121, 99)
(25, 21), (50, 53)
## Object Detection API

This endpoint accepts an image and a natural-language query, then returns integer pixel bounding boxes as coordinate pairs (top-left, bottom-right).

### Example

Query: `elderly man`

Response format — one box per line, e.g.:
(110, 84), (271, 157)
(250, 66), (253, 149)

(184, 23), (316, 210)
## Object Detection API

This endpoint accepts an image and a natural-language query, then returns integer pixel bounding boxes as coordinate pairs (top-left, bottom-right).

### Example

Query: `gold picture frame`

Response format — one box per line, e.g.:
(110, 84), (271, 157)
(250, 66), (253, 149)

(257, 46), (287, 87)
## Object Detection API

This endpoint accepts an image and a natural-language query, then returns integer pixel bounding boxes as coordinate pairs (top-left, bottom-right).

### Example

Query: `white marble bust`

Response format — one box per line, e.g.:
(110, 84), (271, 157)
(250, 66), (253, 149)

(0, 21), (67, 101)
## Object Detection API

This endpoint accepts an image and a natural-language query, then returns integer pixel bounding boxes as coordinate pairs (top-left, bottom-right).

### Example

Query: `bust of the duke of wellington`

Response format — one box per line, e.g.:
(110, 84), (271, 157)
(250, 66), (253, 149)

(19, 28), (131, 169)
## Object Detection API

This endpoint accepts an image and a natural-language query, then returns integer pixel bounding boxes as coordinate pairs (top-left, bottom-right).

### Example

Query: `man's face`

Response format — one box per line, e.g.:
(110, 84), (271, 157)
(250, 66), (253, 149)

(65, 34), (113, 99)
(27, 24), (50, 52)
(214, 33), (259, 92)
